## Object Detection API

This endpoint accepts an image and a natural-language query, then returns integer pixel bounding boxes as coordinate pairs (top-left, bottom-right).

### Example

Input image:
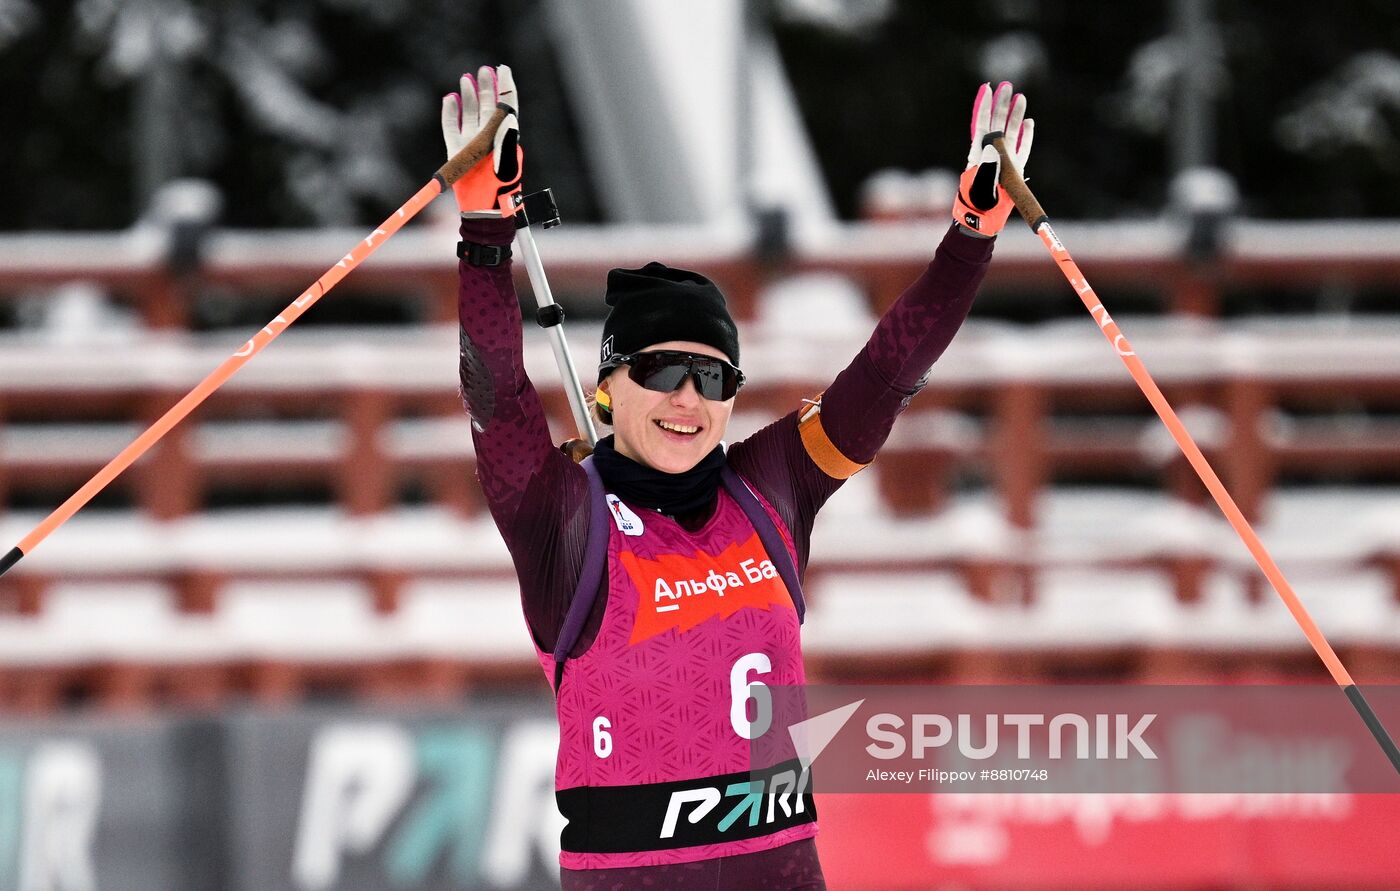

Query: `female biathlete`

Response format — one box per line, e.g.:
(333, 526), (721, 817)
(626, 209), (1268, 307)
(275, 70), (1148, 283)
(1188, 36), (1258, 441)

(443, 65), (1032, 891)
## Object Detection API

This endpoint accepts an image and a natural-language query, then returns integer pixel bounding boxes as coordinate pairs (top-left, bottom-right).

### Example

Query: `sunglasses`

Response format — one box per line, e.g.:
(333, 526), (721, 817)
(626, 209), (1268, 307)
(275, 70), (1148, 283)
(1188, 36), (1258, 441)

(600, 350), (746, 401)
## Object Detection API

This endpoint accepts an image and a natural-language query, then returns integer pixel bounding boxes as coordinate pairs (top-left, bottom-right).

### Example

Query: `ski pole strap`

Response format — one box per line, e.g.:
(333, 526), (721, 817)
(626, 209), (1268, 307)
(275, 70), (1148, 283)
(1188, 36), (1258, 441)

(457, 240), (512, 266)
(553, 455), (611, 694)
(720, 466), (807, 624)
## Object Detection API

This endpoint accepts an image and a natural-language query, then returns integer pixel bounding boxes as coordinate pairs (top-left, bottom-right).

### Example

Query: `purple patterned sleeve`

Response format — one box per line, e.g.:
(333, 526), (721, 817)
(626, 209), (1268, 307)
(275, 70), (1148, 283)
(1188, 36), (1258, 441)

(728, 224), (994, 570)
(457, 217), (589, 651)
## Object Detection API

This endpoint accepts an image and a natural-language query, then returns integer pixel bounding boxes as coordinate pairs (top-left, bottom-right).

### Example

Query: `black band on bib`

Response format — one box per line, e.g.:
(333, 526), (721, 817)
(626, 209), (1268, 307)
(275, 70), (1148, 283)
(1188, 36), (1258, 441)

(556, 758), (815, 854)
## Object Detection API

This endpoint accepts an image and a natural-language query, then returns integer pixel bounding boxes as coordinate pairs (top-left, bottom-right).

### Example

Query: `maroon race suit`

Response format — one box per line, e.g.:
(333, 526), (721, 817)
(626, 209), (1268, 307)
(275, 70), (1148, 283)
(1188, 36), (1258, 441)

(456, 216), (993, 883)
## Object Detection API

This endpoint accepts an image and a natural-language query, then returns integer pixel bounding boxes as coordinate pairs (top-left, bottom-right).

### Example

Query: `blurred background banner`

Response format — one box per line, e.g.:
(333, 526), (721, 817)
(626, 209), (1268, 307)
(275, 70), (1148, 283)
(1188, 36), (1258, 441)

(2, 702), (1400, 889)
(0, 701), (563, 891)
(5, 0), (1400, 888)
(0, 714), (220, 891)
(818, 791), (1400, 888)
(225, 702), (562, 891)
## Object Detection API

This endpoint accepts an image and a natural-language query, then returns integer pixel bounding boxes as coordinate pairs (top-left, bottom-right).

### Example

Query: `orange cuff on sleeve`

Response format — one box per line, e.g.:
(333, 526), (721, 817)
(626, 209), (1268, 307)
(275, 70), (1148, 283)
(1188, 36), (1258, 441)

(797, 394), (870, 480)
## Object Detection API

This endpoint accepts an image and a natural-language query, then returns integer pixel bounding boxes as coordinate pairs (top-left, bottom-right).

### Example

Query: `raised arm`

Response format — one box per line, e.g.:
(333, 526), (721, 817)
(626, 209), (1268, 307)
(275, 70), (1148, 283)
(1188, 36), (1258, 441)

(446, 66), (589, 650)
(729, 82), (1034, 566)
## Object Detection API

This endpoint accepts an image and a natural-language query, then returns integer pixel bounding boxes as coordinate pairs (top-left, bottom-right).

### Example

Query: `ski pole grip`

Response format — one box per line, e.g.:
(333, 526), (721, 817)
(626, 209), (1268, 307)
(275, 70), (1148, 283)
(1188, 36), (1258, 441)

(435, 105), (512, 189)
(991, 135), (1048, 231)
(560, 439), (594, 464)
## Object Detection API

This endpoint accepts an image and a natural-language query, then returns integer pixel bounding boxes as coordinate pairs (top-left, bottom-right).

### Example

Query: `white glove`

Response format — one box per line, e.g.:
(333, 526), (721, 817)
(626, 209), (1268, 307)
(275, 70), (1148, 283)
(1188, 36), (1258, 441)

(440, 65), (522, 216)
(951, 81), (1034, 237)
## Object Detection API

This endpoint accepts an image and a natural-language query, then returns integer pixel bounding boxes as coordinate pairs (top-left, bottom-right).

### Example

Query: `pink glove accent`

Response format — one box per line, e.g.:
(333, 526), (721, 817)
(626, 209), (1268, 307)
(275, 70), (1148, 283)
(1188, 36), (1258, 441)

(951, 81), (1031, 238)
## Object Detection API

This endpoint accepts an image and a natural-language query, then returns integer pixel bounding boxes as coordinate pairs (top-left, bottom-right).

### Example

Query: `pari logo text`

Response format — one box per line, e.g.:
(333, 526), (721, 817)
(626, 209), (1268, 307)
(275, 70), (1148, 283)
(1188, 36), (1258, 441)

(660, 763), (811, 840)
(620, 532), (792, 643)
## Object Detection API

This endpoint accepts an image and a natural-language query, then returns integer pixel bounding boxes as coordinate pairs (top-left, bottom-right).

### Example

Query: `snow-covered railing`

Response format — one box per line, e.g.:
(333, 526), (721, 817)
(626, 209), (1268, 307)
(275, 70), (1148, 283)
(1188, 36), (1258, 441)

(2, 483), (1399, 711)
(5, 219), (1400, 325)
(4, 317), (1400, 524)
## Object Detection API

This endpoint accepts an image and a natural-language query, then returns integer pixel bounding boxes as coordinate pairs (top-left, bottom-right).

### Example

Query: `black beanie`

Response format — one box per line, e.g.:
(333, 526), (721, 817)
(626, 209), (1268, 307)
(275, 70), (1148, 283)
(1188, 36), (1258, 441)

(598, 262), (739, 382)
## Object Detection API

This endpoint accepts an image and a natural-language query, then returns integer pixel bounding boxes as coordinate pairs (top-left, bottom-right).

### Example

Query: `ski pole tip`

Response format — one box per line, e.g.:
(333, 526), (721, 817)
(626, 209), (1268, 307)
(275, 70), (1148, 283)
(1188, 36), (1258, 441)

(0, 546), (22, 579)
(1345, 684), (1400, 776)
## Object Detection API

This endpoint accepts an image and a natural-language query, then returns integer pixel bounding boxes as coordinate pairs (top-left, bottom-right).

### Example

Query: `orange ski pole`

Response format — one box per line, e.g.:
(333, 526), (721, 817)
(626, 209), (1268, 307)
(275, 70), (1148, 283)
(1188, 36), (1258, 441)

(991, 136), (1400, 775)
(0, 106), (513, 580)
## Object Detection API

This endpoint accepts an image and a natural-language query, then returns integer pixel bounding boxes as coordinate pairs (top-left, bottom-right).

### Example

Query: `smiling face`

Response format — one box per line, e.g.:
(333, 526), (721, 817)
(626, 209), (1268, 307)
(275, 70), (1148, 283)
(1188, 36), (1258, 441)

(601, 340), (736, 474)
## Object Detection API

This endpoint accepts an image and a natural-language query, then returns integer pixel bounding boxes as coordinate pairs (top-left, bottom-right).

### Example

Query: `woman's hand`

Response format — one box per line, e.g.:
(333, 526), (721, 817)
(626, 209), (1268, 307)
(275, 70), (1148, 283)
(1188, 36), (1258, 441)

(441, 65), (523, 217)
(951, 81), (1033, 238)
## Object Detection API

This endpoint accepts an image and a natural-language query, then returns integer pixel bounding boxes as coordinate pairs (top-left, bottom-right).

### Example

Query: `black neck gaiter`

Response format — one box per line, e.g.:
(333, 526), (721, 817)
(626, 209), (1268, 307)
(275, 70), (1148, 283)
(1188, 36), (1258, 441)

(590, 435), (725, 516)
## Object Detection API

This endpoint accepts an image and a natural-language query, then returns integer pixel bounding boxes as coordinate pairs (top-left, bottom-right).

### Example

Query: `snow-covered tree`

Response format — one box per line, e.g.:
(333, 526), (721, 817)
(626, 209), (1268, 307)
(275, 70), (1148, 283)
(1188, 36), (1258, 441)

(3, 0), (596, 229)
